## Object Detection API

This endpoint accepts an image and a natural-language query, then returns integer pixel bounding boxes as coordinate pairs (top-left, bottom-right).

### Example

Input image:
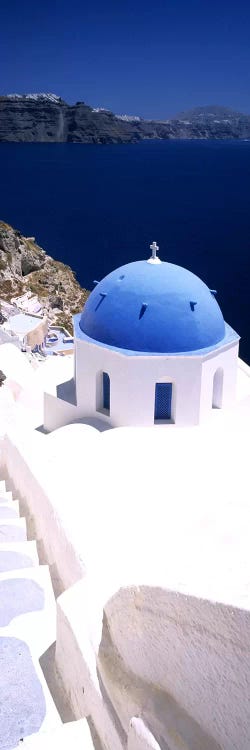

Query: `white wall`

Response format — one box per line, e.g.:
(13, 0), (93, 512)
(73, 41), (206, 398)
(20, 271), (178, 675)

(73, 338), (239, 428)
(1, 430), (89, 591)
(128, 719), (162, 750)
(55, 578), (250, 750)
(75, 338), (203, 427)
(44, 392), (79, 432)
(101, 585), (250, 750)
(2, 400), (250, 750)
(43, 336), (239, 432)
(200, 342), (239, 421)
(55, 579), (125, 750)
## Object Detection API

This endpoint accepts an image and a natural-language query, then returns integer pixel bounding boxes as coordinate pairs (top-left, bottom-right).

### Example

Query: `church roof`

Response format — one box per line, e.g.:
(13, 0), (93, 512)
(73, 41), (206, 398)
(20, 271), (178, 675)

(79, 246), (226, 354)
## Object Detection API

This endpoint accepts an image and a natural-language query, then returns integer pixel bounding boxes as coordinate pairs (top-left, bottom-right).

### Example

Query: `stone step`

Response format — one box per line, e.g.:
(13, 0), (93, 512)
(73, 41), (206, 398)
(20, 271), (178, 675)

(0, 517), (27, 543)
(0, 541), (39, 573)
(0, 565), (56, 653)
(0, 481), (13, 501)
(0, 565), (61, 750)
(0, 643), (61, 750)
(0, 491), (13, 503)
(0, 500), (20, 520)
(21, 719), (95, 750)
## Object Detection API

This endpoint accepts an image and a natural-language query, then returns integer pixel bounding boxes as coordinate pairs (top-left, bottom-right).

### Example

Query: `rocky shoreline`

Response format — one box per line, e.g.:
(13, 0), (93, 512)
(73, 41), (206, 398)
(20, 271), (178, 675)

(0, 222), (89, 333)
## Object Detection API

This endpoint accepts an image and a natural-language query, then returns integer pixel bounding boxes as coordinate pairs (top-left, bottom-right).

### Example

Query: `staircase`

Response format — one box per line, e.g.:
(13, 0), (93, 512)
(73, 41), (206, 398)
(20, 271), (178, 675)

(0, 477), (95, 750)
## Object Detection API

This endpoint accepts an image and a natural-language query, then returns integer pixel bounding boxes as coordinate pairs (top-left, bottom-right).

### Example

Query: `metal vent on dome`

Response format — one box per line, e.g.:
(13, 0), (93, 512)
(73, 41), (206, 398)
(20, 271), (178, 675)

(139, 303), (148, 319)
(95, 292), (107, 311)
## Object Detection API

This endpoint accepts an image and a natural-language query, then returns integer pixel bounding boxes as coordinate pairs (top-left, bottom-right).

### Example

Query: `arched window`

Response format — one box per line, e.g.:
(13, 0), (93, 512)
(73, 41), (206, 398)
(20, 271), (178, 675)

(154, 382), (172, 421)
(102, 372), (110, 412)
(212, 368), (224, 409)
(96, 371), (110, 415)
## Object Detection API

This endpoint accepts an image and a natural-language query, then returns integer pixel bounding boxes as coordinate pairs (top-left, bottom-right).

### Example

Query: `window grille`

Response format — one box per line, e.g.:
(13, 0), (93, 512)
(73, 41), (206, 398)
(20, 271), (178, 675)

(154, 383), (172, 420)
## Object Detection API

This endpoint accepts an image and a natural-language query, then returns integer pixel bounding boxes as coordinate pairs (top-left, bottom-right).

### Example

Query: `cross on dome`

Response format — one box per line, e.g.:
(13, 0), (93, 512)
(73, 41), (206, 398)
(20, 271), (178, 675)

(150, 241), (159, 258)
(147, 241), (161, 265)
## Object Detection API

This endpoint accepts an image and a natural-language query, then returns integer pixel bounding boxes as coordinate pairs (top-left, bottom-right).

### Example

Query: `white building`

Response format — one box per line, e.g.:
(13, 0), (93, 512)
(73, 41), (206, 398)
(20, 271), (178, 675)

(2, 312), (48, 351)
(1, 243), (250, 750)
(44, 242), (239, 432)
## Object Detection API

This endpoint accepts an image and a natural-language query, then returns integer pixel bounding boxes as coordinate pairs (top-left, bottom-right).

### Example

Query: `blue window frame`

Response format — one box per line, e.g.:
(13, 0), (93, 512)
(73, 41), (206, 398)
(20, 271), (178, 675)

(103, 372), (110, 411)
(154, 383), (172, 421)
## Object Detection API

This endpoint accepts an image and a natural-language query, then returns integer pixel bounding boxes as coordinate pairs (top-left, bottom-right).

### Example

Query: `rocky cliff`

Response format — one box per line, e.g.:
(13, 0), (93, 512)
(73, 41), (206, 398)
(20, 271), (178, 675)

(1, 96), (250, 143)
(0, 95), (142, 143)
(0, 221), (89, 332)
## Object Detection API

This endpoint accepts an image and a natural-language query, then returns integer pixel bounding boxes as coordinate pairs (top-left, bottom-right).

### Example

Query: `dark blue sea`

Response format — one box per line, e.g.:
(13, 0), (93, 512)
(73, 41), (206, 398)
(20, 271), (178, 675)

(1, 140), (250, 362)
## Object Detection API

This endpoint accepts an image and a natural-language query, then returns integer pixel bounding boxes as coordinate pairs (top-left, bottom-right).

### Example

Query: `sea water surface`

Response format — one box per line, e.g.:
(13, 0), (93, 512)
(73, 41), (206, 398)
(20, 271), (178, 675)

(1, 140), (250, 361)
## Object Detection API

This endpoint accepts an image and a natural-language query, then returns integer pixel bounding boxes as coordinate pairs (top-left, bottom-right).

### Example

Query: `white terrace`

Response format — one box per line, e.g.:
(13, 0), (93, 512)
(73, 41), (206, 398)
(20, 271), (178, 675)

(0, 343), (250, 750)
(0, 245), (250, 750)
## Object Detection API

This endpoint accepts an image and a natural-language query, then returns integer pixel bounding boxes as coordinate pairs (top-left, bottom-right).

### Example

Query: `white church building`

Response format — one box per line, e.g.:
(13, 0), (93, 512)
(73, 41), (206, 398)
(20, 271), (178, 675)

(44, 242), (239, 432)
(1, 241), (250, 750)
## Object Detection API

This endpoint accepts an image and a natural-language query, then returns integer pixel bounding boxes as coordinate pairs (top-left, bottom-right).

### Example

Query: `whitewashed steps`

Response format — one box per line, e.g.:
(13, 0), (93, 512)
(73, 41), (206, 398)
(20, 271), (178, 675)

(0, 491), (13, 503)
(0, 642), (61, 750)
(21, 719), (95, 750)
(0, 566), (56, 651)
(0, 541), (39, 572)
(0, 566), (61, 750)
(0, 478), (63, 750)
(0, 517), (27, 542)
(0, 479), (14, 503)
(0, 501), (20, 519)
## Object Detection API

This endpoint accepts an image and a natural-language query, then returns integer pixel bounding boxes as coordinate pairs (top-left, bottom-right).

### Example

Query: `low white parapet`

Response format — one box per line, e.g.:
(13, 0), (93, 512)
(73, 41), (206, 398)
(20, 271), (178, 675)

(55, 576), (250, 750)
(128, 718), (161, 750)
(2, 415), (250, 750)
(1, 429), (86, 592)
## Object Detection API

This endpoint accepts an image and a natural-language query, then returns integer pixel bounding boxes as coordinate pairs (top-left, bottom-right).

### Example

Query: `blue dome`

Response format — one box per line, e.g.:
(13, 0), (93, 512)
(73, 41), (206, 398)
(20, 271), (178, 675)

(79, 259), (226, 353)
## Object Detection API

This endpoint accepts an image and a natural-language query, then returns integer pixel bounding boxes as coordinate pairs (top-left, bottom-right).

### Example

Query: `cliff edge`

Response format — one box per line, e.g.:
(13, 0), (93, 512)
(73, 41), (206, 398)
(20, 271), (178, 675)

(0, 222), (89, 332)
(1, 96), (250, 143)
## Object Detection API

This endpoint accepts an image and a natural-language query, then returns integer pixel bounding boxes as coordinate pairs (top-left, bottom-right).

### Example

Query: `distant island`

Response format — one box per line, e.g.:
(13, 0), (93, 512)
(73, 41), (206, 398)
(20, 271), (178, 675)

(1, 95), (250, 143)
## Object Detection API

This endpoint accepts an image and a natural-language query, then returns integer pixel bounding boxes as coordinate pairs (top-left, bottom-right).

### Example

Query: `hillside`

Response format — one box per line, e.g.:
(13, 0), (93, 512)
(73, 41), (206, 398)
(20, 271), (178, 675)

(0, 95), (142, 144)
(1, 95), (250, 142)
(0, 221), (89, 333)
(174, 105), (249, 121)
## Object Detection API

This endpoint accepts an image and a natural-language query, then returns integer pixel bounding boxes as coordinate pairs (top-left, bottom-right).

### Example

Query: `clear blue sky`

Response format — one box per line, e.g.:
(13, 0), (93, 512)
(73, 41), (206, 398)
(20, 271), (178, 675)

(1, 0), (250, 118)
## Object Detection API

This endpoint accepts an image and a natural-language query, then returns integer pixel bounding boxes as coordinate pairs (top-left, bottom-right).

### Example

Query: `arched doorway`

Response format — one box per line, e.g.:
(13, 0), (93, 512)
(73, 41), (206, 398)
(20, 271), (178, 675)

(96, 371), (110, 415)
(212, 368), (224, 409)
